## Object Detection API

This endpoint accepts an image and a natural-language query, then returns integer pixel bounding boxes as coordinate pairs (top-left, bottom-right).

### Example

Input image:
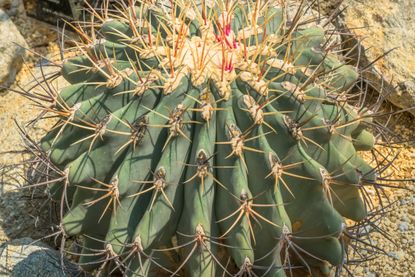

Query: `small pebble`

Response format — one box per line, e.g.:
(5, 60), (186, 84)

(398, 222), (410, 232)
(365, 272), (377, 277)
(401, 215), (410, 223)
(388, 251), (404, 260)
(362, 224), (373, 233)
(403, 196), (415, 205)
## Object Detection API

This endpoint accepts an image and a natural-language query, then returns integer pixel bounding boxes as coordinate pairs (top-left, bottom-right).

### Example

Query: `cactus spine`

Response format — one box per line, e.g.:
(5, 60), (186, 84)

(24, 0), (388, 276)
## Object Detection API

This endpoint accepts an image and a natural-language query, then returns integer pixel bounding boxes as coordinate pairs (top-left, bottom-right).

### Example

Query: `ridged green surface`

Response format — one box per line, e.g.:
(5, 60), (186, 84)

(39, 1), (377, 276)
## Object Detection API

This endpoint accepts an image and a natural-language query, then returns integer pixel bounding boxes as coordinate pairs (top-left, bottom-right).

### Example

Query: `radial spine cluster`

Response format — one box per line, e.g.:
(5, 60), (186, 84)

(33, 0), (380, 276)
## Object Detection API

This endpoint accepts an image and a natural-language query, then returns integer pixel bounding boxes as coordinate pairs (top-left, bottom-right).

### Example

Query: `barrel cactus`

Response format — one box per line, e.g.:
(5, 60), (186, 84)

(24, 0), (384, 276)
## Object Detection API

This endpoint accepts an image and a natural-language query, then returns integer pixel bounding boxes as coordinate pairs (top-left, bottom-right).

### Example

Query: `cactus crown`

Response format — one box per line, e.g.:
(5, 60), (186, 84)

(20, 0), (396, 276)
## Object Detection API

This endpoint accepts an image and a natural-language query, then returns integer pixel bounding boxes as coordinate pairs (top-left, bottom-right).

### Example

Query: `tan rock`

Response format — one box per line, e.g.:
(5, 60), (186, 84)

(0, 0), (25, 17)
(338, 0), (415, 115)
(0, 9), (28, 92)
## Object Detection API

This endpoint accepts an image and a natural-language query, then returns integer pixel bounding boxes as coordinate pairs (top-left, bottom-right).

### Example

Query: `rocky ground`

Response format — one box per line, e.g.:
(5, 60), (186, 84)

(325, 0), (415, 117)
(0, 8), (63, 241)
(352, 120), (415, 276)
(0, 1), (414, 277)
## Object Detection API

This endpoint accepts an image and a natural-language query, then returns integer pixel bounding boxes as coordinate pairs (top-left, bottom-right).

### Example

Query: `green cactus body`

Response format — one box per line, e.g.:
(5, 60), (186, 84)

(35, 0), (379, 276)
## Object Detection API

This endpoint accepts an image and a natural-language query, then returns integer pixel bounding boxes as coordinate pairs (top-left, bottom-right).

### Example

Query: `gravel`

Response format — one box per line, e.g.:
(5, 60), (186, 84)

(0, 15), (60, 243)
